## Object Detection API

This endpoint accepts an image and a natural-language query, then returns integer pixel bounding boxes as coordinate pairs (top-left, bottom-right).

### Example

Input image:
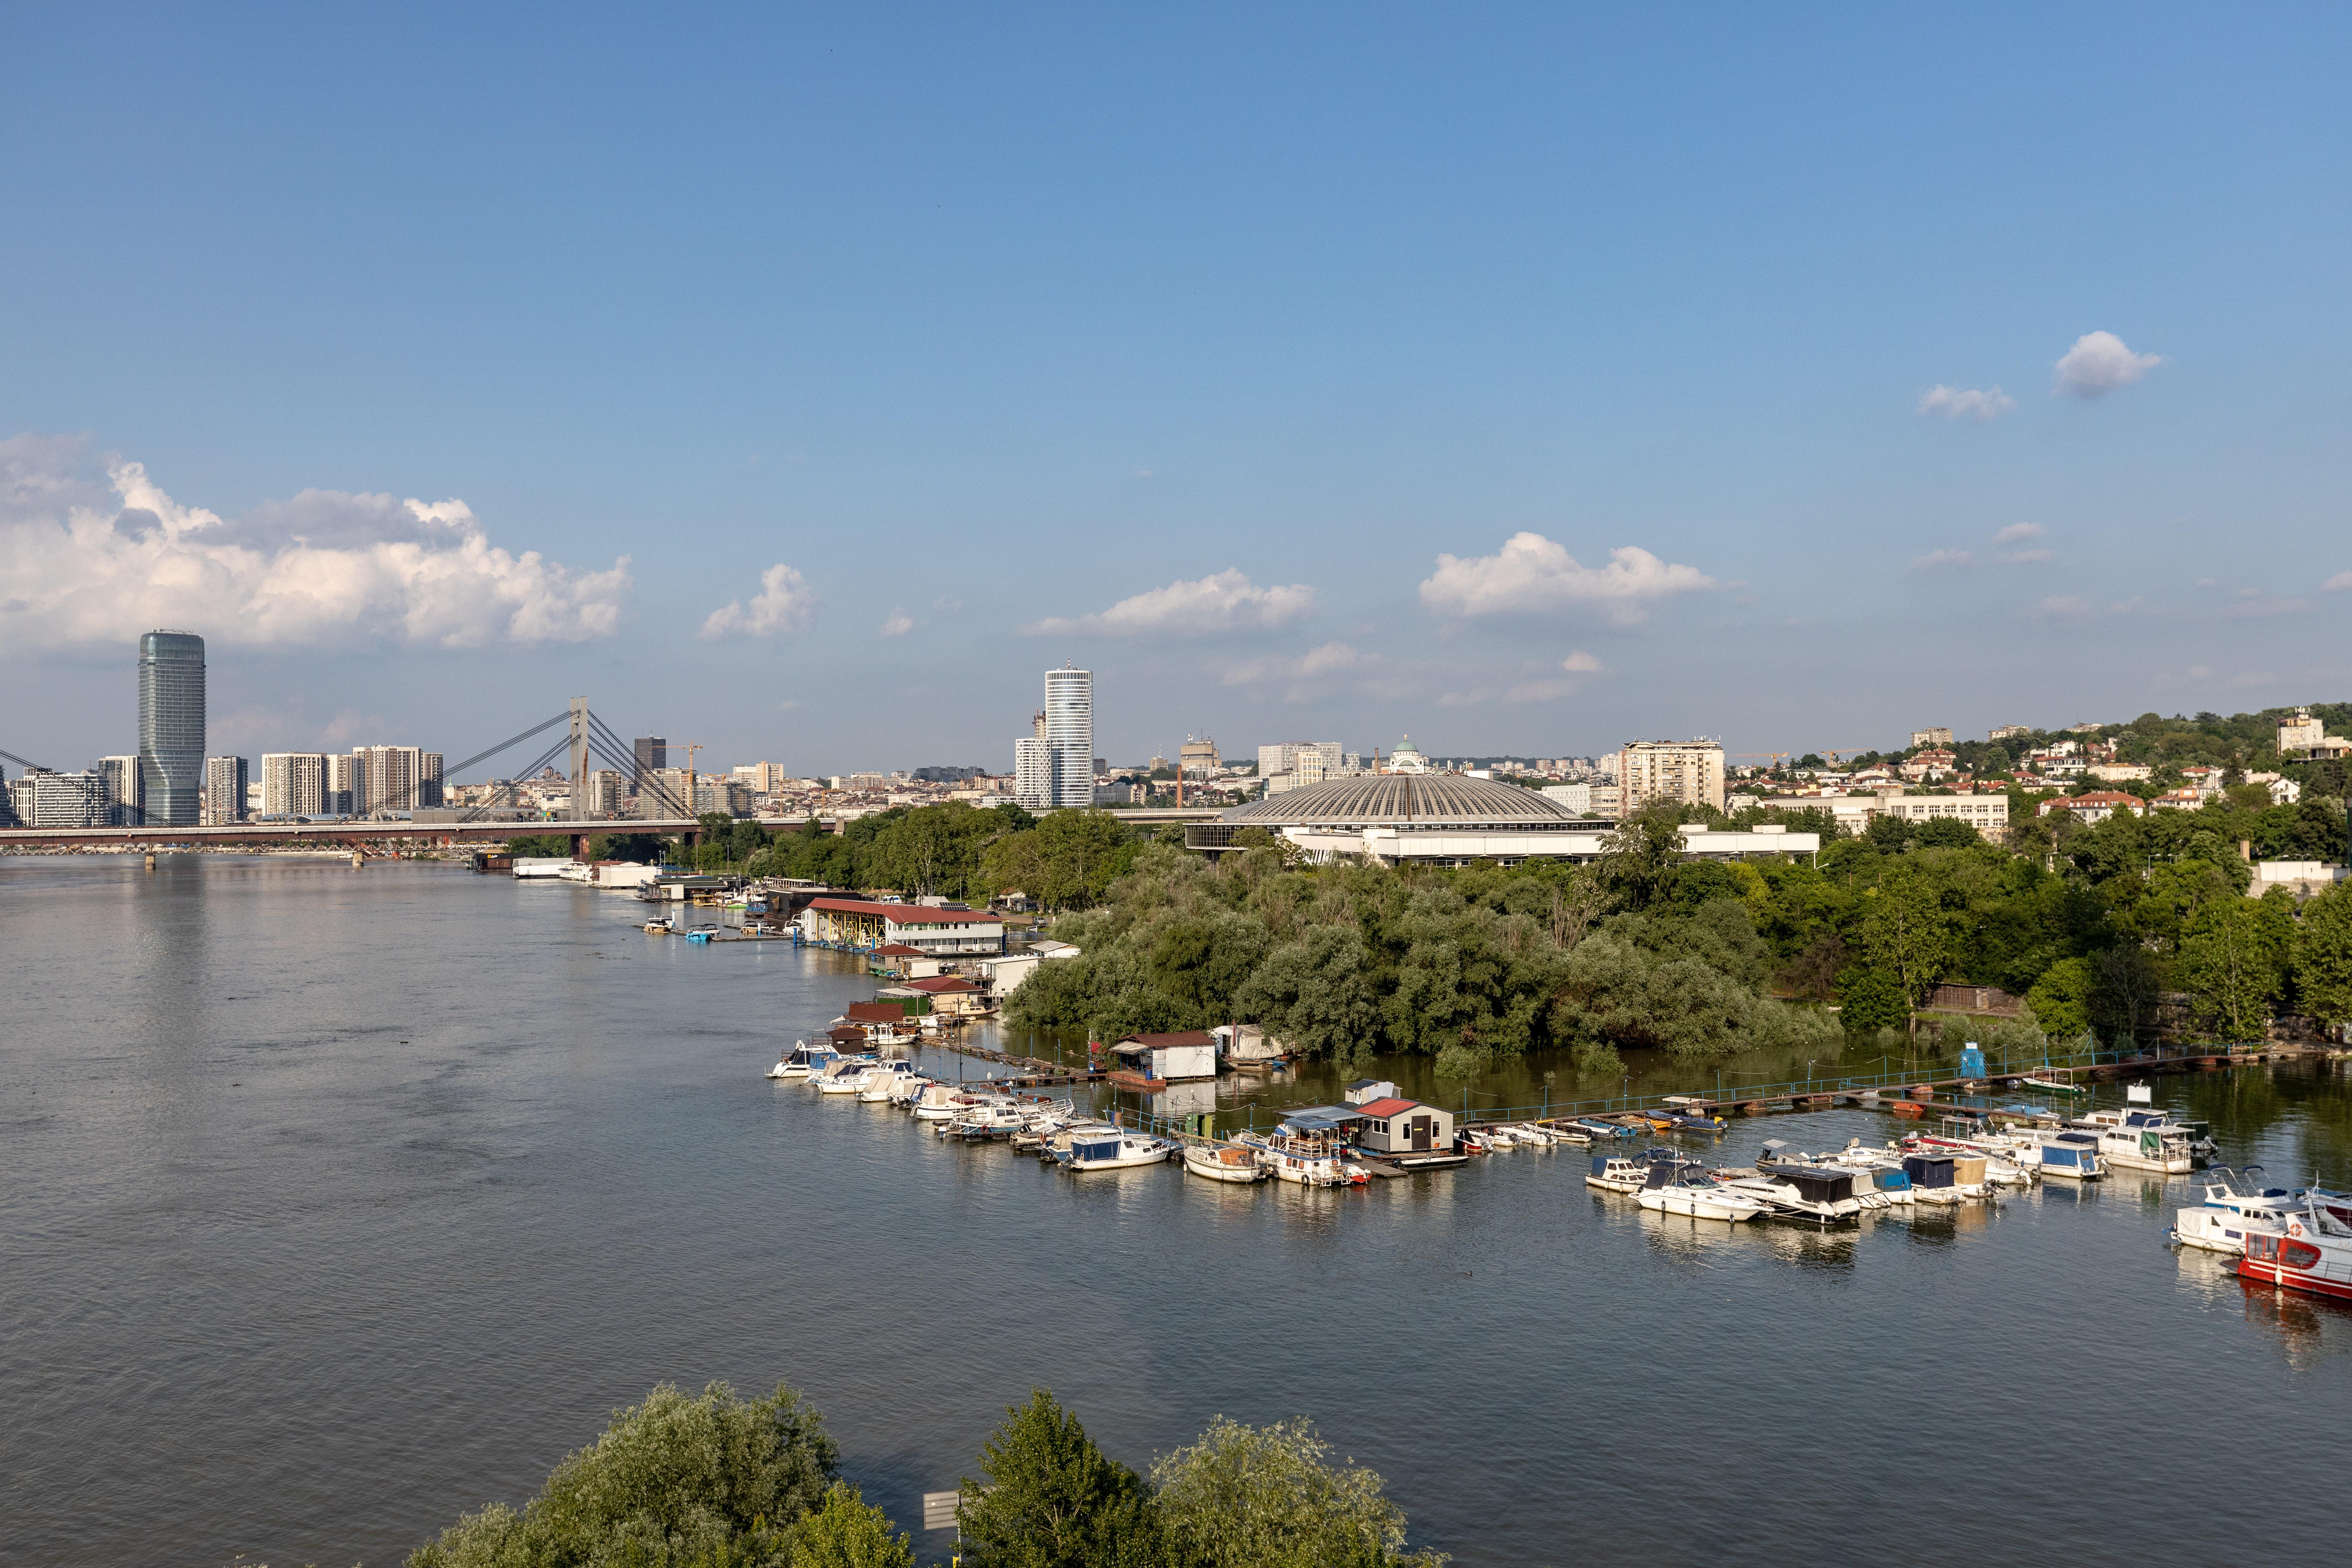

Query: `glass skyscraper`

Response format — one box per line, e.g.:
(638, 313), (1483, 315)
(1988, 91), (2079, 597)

(138, 630), (206, 827)
(1044, 666), (1093, 809)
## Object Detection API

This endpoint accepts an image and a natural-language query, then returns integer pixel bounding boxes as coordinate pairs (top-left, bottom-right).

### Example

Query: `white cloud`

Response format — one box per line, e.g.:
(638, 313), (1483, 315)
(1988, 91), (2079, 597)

(2054, 331), (2164, 397)
(1993, 522), (2045, 544)
(1911, 549), (1974, 571)
(0, 434), (630, 651)
(1418, 533), (1716, 623)
(1561, 650), (1603, 673)
(1297, 640), (1360, 676)
(2324, 570), (2352, 592)
(701, 563), (813, 639)
(1027, 569), (1314, 638)
(879, 608), (914, 637)
(1917, 385), (2016, 421)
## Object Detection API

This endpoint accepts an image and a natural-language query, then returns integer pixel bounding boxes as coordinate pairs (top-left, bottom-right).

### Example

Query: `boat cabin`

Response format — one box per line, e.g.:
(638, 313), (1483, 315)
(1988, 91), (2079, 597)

(1343, 1078), (1400, 1106)
(1110, 1031), (1219, 1083)
(1351, 1097), (1454, 1155)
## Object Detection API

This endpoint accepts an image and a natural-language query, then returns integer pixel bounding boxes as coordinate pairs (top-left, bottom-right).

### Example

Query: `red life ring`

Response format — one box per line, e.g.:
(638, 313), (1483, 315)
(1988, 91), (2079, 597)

(2289, 1221), (2303, 1238)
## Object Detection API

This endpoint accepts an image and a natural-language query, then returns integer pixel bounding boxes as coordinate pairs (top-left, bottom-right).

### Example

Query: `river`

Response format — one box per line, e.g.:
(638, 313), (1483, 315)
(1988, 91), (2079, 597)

(4, 857), (2348, 1566)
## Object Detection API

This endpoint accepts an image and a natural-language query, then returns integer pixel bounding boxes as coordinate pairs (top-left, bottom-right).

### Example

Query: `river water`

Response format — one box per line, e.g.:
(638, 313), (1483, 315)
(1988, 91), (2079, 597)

(5, 858), (2349, 1567)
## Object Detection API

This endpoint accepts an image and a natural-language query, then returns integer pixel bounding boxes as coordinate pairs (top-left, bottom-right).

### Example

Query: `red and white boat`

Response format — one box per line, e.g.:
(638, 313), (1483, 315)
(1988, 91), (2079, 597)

(2237, 1199), (2352, 1303)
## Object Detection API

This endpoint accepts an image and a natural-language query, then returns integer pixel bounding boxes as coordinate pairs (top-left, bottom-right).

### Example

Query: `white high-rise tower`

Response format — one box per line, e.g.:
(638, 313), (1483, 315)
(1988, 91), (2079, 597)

(1043, 666), (1093, 809)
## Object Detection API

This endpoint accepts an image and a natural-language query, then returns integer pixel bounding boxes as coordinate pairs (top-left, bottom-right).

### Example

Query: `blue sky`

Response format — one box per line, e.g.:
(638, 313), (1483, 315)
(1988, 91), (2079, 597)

(4, 5), (2347, 777)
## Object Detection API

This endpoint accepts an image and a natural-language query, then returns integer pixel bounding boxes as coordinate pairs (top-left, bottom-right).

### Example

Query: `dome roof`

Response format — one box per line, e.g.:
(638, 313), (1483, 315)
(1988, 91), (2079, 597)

(1222, 773), (1579, 828)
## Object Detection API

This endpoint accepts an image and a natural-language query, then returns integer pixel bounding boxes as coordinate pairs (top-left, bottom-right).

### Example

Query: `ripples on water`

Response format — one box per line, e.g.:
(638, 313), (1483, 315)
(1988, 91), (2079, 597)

(3, 859), (2348, 1567)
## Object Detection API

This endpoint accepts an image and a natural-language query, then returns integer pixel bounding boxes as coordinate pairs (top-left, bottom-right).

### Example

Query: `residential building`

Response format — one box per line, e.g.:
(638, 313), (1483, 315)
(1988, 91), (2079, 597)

(636, 767), (692, 817)
(352, 746), (423, 816)
(1988, 724), (2031, 741)
(16, 769), (108, 827)
(1014, 737), (1052, 811)
(2251, 861), (2349, 898)
(587, 769), (625, 816)
(203, 755), (248, 825)
(1294, 748), (1328, 787)
(1147, 755), (1170, 773)
(2277, 708), (2352, 761)
(262, 752), (328, 818)
(1899, 748), (1957, 781)
(1909, 727), (1954, 749)
(326, 752), (358, 816)
(2087, 763), (2153, 783)
(96, 755), (143, 826)
(1541, 782), (1593, 814)
(1179, 735), (1221, 777)
(1619, 738), (1727, 814)
(734, 761), (792, 793)
(136, 629), (206, 826)
(2037, 790), (2146, 825)
(694, 777), (754, 816)
(1876, 793), (2009, 840)
(419, 752), (444, 808)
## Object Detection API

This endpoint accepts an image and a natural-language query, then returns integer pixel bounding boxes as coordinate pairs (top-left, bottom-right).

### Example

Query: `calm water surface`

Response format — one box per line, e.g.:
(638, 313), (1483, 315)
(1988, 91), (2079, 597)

(5, 858), (2350, 1567)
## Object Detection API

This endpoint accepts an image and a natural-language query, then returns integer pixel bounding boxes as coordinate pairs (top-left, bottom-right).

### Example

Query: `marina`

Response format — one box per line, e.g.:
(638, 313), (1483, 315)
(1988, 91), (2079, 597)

(6, 858), (2352, 1568)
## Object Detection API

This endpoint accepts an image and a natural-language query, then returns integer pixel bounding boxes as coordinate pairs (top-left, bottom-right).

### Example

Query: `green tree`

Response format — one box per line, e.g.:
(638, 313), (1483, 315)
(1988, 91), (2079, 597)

(1597, 805), (1685, 911)
(957, 1390), (1160, 1568)
(1859, 865), (1956, 1038)
(1151, 1416), (1446, 1568)
(406, 1381), (838, 1568)
(789, 1483), (915, 1568)
(2180, 896), (2280, 1040)
(2026, 955), (2094, 1037)
(2296, 882), (2352, 1031)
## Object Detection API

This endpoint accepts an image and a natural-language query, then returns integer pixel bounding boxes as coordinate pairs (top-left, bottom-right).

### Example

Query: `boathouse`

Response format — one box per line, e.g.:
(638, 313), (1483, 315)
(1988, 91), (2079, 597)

(1109, 1031), (1218, 1083)
(1351, 1097), (1455, 1155)
(798, 898), (1006, 955)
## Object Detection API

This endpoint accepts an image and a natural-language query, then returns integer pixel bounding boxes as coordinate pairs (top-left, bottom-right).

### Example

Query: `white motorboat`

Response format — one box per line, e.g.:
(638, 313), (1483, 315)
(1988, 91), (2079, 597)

(947, 1100), (1026, 1140)
(1044, 1120), (1123, 1160)
(2238, 1195), (2352, 1302)
(766, 1040), (836, 1079)
(858, 1062), (921, 1101)
(1479, 1126), (1518, 1148)
(1540, 1122), (1593, 1146)
(909, 1082), (971, 1121)
(812, 1055), (880, 1093)
(2168, 1168), (2342, 1254)
(1904, 1132), (2037, 1188)
(1065, 1133), (1176, 1171)
(1510, 1124), (1557, 1146)
(1724, 1160), (1868, 1222)
(1586, 1154), (1654, 1193)
(1635, 1158), (1771, 1223)
(1182, 1142), (1270, 1183)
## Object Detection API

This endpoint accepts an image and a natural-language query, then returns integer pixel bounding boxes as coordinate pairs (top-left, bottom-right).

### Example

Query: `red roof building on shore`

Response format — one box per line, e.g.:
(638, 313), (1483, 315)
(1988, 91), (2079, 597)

(797, 898), (1005, 955)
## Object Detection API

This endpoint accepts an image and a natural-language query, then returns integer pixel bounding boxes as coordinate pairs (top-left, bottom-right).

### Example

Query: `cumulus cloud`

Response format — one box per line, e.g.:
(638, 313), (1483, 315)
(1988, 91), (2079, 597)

(1561, 650), (1603, 673)
(1917, 385), (2016, 421)
(879, 607), (914, 637)
(0, 434), (630, 651)
(1993, 522), (2044, 544)
(1297, 640), (1360, 676)
(1911, 549), (1975, 571)
(1418, 533), (1716, 623)
(2324, 570), (2352, 593)
(2054, 331), (2164, 397)
(1027, 569), (1314, 638)
(701, 563), (814, 639)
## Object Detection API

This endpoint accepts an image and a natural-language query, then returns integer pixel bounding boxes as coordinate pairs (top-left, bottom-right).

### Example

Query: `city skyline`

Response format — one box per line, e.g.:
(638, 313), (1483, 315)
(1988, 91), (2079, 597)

(4, 10), (2349, 771)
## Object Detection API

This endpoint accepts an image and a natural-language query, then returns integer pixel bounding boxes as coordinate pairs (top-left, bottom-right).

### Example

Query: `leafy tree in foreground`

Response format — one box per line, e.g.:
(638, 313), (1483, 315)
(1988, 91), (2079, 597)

(790, 1482), (916, 1568)
(2295, 882), (2352, 1032)
(958, 1389), (1160, 1568)
(1860, 864), (1956, 1038)
(406, 1381), (838, 1568)
(1151, 1416), (1447, 1568)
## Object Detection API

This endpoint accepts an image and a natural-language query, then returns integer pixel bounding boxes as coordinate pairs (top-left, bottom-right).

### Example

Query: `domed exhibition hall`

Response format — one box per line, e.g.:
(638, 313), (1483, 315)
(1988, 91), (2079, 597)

(1186, 774), (1818, 867)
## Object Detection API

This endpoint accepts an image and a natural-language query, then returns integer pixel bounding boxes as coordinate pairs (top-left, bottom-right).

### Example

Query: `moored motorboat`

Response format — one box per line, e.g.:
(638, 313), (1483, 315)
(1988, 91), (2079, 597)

(1635, 1157), (1771, 1223)
(767, 1040), (837, 1079)
(1065, 1133), (1177, 1171)
(2237, 1197), (2352, 1301)
(1183, 1142), (1270, 1183)
(1724, 1162), (1867, 1223)
(1585, 1154), (1652, 1193)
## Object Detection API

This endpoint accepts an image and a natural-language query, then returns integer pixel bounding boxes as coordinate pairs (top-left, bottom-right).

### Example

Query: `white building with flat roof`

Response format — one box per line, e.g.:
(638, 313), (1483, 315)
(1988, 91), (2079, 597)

(1044, 667), (1093, 809)
(262, 752), (328, 818)
(1620, 740), (1726, 814)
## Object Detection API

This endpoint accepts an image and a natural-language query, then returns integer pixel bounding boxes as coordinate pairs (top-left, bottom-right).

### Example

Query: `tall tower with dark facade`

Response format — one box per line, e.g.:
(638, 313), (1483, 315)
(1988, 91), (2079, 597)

(138, 630), (206, 827)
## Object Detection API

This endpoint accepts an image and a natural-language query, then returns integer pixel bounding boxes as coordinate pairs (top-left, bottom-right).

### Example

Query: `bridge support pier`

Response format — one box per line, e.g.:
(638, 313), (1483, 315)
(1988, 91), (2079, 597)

(571, 832), (591, 861)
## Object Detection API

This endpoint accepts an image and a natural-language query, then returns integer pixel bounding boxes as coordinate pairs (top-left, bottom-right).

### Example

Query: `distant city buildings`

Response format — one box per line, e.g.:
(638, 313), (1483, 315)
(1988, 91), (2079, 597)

(1179, 735), (1221, 777)
(2278, 708), (2351, 761)
(1988, 723), (2031, 741)
(96, 755), (142, 826)
(1908, 726), (1954, 749)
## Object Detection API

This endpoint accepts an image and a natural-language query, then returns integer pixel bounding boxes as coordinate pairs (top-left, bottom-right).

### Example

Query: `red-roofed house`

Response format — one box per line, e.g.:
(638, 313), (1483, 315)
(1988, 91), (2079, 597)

(798, 898), (1005, 954)
(2037, 790), (2146, 825)
(1352, 1098), (1456, 1156)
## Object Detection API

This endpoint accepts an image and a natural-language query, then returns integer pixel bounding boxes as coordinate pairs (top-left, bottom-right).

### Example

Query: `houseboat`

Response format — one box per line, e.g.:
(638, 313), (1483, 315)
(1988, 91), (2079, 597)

(1350, 1097), (1466, 1169)
(1210, 1022), (1295, 1073)
(2237, 1199), (2352, 1302)
(1105, 1030), (1219, 1090)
